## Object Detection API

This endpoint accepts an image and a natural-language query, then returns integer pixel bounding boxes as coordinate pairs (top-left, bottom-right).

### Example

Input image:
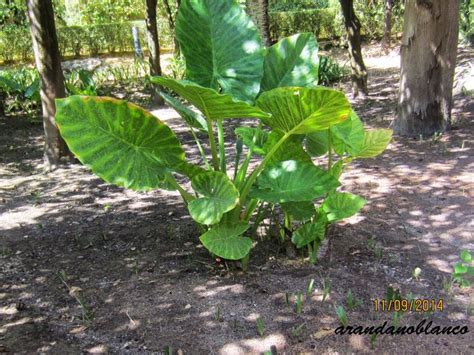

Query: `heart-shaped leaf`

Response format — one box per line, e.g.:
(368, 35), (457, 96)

(322, 192), (366, 222)
(305, 111), (364, 157)
(251, 160), (340, 203)
(281, 201), (315, 221)
(152, 77), (270, 120)
(199, 222), (252, 260)
(331, 112), (365, 156)
(460, 250), (472, 263)
(305, 130), (329, 157)
(261, 33), (319, 93)
(257, 87), (351, 134)
(263, 131), (312, 164)
(292, 219), (326, 248)
(354, 129), (392, 158)
(176, 0), (264, 102)
(55, 96), (185, 191)
(188, 171), (239, 225)
(454, 263), (468, 274)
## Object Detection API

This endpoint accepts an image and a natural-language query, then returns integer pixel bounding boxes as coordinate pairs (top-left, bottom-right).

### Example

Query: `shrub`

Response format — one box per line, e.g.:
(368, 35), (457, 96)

(55, 0), (392, 266)
(269, 9), (340, 41)
(0, 20), (174, 64)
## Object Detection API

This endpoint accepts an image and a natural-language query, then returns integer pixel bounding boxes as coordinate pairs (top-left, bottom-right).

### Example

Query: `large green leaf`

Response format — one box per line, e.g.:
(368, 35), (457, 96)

(281, 201), (315, 221)
(152, 77), (270, 120)
(331, 112), (365, 156)
(354, 129), (392, 158)
(235, 127), (268, 155)
(292, 219), (326, 248)
(305, 130), (329, 157)
(55, 96), (185, 191)
(199, 222), (252, 260)
(263, 131), (312, 164)
(251, 160), (340, 203)
(160, 92), (208, 132)
(261, 33), (319, 92)
(188, 171), (239, 225)
(305, 112), (364, 157)
(176, 0), (264, 102)
(321, 192), (367, 222)
(257, 87), (351, 134)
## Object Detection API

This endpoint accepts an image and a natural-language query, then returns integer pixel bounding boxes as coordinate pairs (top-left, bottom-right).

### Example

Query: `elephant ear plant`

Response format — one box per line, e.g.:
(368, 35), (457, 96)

(55, 0), (392, 266)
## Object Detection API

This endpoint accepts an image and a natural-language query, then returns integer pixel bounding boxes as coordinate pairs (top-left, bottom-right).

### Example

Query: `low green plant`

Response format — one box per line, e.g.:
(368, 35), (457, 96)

(296, 290), (303, 314)
(166, 54), (186, 80)
(335, 305), (348, 327)
(291, 323), (306, 337)
(306, 278), (315, 296)
(65, 69), (100, 96)
(318, 56), (348, 86)
(54, 0), (391, 266)
(57, 270), (94, 322)
(346, 289), (362, 311)
(0, 67), (41, 116)
(256, 316), (265, 336)
(322, 278), (332, 302)
(452, 249), (473, 288)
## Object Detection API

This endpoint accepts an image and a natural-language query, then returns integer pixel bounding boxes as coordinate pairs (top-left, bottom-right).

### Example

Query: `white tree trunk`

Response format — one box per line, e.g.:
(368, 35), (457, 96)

(395, 0), (460, 137)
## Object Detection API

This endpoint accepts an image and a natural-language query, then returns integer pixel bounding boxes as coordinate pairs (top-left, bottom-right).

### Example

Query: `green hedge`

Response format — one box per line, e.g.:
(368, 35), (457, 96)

(0, 20), (174, 64)
(269, 9), (340, 41)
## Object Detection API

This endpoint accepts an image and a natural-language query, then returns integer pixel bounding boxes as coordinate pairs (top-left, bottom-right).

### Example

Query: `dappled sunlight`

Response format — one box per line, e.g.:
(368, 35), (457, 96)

(220, 333), (286, 354)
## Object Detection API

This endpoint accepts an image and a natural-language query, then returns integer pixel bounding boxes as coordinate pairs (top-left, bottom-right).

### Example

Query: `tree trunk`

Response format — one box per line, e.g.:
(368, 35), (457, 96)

(246, 0), (273, 47)
(146, 0), (164, 105)
(381, 0), (394, 51)
(339, 0), (368, 98)
(395, 0), (460, 137)
(163, 0), (180, 56)
(26, 0), (70, 170)
(258, 0), (272, 47)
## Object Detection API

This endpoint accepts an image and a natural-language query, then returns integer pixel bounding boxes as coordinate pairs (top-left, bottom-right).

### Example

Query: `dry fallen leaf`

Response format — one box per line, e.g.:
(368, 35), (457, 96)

(313, 328), (334, 339)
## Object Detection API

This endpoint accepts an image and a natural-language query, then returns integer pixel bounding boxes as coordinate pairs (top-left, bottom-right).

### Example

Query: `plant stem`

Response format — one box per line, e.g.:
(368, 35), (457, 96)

(234, 122), (262, 188)
(233, 139), (243, 181)
(239, 131), (291, 214)
(167, 175), (195, 203)
(206, 119), (220, 171)
(217, 119), (226, 173)
(241, 252), (250, 271)
(327, 129), (333, 171)
(189, 125), (211, 170)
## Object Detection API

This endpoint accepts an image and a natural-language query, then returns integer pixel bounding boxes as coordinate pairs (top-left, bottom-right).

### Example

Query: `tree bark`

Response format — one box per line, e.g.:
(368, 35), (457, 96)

(258, 0), (272, 47)
(163, 0), (180, 56)
(146, 0), (165, 105)
(26, 0), (70, 170)
(395, 0), (460, 137)
(381, 0), (394, 51)
(339, 0), (368, 98)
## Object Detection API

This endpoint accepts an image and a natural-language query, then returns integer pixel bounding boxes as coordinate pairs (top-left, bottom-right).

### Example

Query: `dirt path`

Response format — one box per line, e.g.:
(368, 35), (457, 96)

(0, 46), (473, 354)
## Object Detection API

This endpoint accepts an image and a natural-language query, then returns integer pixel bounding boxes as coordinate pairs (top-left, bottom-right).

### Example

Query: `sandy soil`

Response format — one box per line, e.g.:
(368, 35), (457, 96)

(0, 45), (473, 354)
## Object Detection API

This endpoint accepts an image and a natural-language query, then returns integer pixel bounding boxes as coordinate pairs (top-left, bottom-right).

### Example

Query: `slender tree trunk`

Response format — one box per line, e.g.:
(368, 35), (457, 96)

(339, 0), (368, 97)
(163, 0), (180, 56)
(258, 0), (272, 47)
(395, 0), (460, 137)
(26, 0), (70, 170)
(146, 0), (165, 105)
(381, 0), (394, 51)
(246, 0), (273, 47)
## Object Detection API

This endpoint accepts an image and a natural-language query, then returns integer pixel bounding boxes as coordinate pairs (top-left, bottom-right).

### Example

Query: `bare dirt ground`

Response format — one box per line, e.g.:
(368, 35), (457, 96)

(0, 45), (473, 354)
